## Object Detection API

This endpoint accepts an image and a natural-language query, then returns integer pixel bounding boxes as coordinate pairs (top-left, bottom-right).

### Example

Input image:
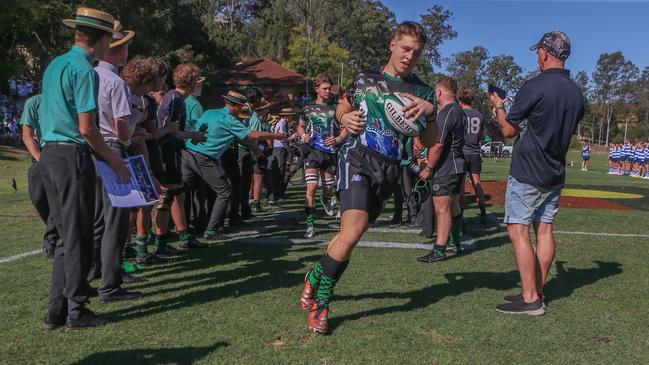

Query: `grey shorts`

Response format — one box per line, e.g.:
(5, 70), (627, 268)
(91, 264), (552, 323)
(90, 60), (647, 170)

(504, 175), (560, 225)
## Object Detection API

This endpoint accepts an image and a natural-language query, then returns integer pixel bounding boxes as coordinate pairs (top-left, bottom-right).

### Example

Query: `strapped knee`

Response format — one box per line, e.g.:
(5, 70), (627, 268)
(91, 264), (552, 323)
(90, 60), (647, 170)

(305, 171), (319, 185)
(323, 178), (336, 189)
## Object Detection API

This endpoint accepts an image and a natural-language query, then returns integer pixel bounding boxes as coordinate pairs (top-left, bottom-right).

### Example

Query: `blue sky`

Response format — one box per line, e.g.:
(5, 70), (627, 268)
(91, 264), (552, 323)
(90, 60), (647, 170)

(381, 0), (649, 78)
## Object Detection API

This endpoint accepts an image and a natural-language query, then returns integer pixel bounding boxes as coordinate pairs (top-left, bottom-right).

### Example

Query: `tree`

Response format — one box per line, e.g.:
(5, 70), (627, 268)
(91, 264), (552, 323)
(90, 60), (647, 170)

(283, 28), (353, 87)
(446, 46), (489, 91)
(445, 46), (491, 118)
(484, 54), (524, 93)
(591, 51), (639, 145)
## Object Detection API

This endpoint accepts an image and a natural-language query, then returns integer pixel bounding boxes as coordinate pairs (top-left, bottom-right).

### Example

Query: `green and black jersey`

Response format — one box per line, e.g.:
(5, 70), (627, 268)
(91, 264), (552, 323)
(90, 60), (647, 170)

(300, 102), (339, 154)
(344, 70), (435, 160)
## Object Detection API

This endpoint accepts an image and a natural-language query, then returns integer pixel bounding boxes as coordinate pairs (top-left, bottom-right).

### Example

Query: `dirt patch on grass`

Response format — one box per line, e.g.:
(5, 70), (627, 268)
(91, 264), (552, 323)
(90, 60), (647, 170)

(472, 181), (637, 211)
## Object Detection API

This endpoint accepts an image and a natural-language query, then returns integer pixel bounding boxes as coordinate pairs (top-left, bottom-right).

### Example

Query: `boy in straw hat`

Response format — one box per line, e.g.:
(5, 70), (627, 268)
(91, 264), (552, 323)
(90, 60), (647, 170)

(40, 7), (131, 331)
(182, 91), (285, 240)
(234, 88), (267, 219)
(88, 19), (146, 302)
(247, 93), (272, 212)
(299, 21), (439, 333)
(267, 107), (296, 204)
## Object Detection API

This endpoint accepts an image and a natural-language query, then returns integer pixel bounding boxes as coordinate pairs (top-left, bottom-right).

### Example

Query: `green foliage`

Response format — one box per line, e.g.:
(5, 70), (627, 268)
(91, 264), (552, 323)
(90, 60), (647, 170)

(283, 27), (354, 87)
(569, 135), (582, 151)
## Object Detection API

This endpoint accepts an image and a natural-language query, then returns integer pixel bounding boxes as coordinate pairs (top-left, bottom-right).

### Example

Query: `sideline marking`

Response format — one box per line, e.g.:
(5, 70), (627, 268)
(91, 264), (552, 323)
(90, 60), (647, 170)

(230, 234), (477, 250)
(0, 249), (41, 265)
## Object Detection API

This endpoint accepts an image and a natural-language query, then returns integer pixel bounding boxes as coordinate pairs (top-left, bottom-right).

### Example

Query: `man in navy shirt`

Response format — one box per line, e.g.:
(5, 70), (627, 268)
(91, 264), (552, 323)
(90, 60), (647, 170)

(489, 31), (585, 316)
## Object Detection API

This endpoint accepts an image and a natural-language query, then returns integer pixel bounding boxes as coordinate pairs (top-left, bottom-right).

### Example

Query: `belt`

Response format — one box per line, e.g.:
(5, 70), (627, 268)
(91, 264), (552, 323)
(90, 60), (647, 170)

(43, 141), (87, 148)
(186, 149), (217, 161)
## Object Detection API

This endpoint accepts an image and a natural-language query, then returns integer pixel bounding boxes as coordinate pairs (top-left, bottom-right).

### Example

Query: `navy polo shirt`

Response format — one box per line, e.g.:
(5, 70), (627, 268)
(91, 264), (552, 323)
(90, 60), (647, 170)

(506, 68), (585, 189)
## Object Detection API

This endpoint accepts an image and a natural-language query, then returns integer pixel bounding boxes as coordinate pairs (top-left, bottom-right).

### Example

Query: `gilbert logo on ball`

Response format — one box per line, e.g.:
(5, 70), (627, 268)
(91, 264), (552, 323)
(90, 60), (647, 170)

(384, 92), (426, 137)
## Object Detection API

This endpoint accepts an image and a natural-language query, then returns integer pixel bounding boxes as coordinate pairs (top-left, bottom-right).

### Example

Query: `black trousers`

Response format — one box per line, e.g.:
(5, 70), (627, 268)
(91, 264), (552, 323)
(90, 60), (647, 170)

(401, 166), (419, 223)
(89, 145), (130, 296)
(40, 143), (95, 315)
(238, 149), (253, 216)
(181, 150), (231, 232)
(268, 147), (288, 201)
(285, 147), (303, 185)
(221, 148), (240, 222)
(27, 161), (60, 248)
(421, 179), (435, 238)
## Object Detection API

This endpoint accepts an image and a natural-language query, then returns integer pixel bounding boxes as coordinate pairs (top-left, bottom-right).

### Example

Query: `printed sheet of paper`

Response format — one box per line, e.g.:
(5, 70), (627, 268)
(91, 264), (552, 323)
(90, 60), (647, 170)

(96, 155), (159, 208)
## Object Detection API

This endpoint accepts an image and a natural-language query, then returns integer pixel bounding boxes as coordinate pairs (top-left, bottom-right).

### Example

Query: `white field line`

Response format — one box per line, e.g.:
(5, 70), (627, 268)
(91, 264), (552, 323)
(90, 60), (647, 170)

(229, 233), (477, 251)
(491, 212), (649, 238)
(0, 249), (41, 265)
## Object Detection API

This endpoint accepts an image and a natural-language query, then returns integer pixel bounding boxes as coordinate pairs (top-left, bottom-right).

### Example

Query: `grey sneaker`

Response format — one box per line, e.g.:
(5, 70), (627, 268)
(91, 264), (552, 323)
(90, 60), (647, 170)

(503, 293), (547, 309)
(496, 298), (546, 316)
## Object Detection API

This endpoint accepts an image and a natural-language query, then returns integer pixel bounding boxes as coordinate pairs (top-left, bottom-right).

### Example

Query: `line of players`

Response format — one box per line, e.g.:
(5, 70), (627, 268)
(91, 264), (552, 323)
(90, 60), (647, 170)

(607, 141), (649, 178)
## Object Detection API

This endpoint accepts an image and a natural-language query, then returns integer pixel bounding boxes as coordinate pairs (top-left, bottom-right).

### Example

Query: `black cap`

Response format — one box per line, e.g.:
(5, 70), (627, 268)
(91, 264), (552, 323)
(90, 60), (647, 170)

(530, 31), (571, 61)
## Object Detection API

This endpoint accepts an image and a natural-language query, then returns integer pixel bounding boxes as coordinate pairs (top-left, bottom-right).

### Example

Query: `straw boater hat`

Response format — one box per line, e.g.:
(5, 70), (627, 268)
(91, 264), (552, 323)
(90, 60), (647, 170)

(239, 105), (252, 119)
(110, 20), (135, 48)
(278, 107), (297, 116)
(223, 91), (247, 105)
(63, 7), (119, 34)
(254, 97), (271, 110)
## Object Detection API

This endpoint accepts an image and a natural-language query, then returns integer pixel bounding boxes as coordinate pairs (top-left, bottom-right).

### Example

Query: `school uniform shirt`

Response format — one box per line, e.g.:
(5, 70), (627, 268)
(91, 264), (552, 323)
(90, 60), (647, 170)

(185, 95), (204, 132)
(95, 61), (133, 143)
(19, 95), (42, 145)
(39, 45), (99, 144)
(273, 118), (288, 148)
(157, 89), (187, 150)
(185, 107), (251, 160)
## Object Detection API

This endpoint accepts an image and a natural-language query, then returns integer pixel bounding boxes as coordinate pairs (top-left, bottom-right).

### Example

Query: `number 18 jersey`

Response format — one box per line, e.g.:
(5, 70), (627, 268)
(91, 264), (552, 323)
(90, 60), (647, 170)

(462, 108), (484, 156)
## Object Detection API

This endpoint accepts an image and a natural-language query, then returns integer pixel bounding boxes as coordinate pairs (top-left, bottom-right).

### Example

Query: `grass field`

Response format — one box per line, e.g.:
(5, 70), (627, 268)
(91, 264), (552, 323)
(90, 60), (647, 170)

(1, 145), (649, 364)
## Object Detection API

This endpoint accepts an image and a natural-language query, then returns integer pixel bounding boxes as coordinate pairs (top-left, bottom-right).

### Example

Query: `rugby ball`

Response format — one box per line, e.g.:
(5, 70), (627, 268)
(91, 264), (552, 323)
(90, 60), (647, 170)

(383, 92), (427, 137)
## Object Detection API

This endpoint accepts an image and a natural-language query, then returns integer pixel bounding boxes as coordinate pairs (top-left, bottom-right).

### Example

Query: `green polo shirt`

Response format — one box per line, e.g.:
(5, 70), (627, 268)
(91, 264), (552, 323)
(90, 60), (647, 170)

(248, 111), (263, 131)
(185, 95), (204, 131)
(238, 111), (264, 152)
(39, 45), (99, 144)
(20, 94), (43, 145)
(186, 107), (252, 160)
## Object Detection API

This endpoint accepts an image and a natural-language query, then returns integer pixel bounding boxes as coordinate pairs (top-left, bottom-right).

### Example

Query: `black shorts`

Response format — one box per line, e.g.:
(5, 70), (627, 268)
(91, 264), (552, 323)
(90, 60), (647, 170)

(159, 137), (184, 185)
(338, 142), (401, 223)
(146, 139), (165, 180)
(465, 154), (482, 174)
(304, 147), (336, 174)
(431, 173), (463, 197)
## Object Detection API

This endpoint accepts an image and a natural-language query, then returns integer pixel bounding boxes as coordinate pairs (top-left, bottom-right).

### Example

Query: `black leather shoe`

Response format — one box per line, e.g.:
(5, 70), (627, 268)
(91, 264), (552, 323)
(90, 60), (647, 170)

(88, 286), (98, 298)
(122, 273), (147, 283)
(99, 288), (143, 303)
(43, 313), (66, 330)
(65, 309), (108, 331)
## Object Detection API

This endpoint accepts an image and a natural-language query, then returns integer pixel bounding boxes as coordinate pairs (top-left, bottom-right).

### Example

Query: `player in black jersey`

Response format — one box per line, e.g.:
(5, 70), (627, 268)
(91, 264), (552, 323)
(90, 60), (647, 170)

(297, 74), (349, 238)
(299, 22), (438, 333)
(458, 89), (487, 223)
(417, 77), (466, 262)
